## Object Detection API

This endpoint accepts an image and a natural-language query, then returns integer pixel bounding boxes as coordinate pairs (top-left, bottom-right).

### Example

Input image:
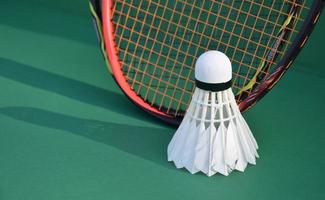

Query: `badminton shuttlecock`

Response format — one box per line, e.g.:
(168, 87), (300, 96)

(167, 50), (258, 176)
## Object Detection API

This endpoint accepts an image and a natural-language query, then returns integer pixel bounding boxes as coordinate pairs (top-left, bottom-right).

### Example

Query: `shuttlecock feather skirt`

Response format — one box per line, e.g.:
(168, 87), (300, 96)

(167, 88), (258, 176)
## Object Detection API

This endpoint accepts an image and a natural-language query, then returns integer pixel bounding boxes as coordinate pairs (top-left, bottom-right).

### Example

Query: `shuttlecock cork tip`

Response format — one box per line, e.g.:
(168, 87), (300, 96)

(195, 50), (232, 83)
(195, 51), (232, 91)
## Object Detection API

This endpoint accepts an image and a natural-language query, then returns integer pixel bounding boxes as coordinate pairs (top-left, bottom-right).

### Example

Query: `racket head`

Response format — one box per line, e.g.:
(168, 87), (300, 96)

(98, 0), (324, 125)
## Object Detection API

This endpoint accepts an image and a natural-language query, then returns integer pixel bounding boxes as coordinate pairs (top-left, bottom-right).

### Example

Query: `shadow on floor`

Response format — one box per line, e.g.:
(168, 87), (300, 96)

(0, 106), (175, 169)
(0, 0), (96, 45)
(0, 57), (164, 125)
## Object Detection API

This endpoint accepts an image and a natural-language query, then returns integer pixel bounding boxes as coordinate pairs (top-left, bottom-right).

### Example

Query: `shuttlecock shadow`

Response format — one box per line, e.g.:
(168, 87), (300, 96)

(0, 57), (164, 125)
(0, 106), (174, 168)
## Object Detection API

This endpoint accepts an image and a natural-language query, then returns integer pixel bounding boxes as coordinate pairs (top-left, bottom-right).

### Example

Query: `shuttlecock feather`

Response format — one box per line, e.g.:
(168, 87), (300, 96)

(167, 50), (259, 176)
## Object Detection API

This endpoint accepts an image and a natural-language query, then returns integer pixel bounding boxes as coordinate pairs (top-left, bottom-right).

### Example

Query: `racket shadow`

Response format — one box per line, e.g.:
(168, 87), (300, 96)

(0, 0), (95, 46)
(0, 106), (175, 169)
(0, 57), (163, 125)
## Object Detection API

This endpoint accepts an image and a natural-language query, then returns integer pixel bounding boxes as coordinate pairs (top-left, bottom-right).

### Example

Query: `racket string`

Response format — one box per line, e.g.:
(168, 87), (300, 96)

(147, 0), (191, 107)
(114, 17), (283, 73)
(112, 0), (310, 116)
(174, 0), (222, 113)
(115, 0), (141, 80)
(119, 1), (295, 51)
(282, 0), (306, 62)
(132, 1), (163, 94)
(234, 0), (274, 94)
(162, 0), (209, 114)
(229, 0), (263, 91)
(117, 7), (284, 84)
(115, 0), (264, 111)
(237, 0), (304, 100)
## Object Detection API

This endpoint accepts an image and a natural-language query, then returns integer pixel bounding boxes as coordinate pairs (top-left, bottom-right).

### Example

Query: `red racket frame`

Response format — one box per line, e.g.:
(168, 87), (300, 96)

(101, 0), (324, 125)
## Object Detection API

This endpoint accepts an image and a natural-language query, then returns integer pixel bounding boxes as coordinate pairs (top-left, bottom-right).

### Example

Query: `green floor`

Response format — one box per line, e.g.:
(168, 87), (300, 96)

(1, 1), (325, 200)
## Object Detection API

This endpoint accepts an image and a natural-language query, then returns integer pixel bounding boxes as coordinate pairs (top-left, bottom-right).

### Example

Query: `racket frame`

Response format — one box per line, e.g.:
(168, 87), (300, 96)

(98, 0), (324, 125)
(238, 0), (325, 111)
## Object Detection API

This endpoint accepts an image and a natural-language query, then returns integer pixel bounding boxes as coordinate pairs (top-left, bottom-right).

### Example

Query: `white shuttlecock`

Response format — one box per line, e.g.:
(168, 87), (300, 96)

(167, 50), (259, 176)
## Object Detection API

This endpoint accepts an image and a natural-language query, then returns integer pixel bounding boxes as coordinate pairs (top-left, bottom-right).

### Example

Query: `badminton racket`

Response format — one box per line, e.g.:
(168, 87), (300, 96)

(90, 0), (324, 125)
